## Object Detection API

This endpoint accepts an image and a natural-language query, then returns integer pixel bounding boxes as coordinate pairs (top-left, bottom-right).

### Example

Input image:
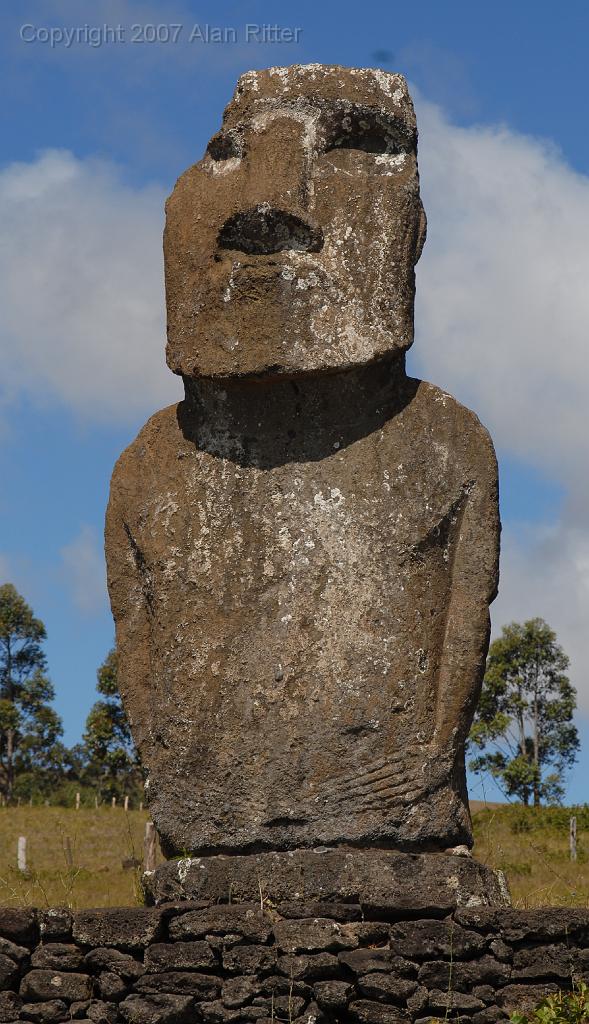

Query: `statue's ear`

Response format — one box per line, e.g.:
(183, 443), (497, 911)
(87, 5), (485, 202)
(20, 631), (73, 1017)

(414, 202), (427, 265)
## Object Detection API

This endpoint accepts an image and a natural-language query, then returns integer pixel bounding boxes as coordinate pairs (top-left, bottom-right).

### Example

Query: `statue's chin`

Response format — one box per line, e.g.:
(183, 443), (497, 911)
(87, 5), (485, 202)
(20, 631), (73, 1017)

(167, 300), (414, 379)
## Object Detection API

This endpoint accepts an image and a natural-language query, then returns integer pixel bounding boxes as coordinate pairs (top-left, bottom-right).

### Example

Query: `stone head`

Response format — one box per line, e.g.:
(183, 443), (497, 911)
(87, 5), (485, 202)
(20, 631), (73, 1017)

(164, 64), (427, 379)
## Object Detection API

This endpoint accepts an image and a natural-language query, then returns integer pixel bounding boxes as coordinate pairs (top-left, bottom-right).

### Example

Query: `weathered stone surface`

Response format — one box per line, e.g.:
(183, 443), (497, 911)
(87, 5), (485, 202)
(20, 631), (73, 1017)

(145, 940), (217, 973)
(73, 910), (162, 951)
(277, 902), (362, 922)
(168, 905), (271, 943)
(501, 909), (589, 944)
(106, 64), (500, 862)
(489, 938), (513, 962)
(389, 919), (487, 958)
(348, 999), (410, 1023)
(496, 984), (560, 1013)
(221, 976), (260, 1008)
(119, 993), (194, 1024)
(198, 999), (266, 1023)
(339, 950), (414, 976)
(0, 990), (21, 1022)
(85, 1000), (118, 1024)
(456, 907), (589, 944)
(293, 1003), (325, 1024)
(84, 949), (145, 981)
(511, 943), (575, 980)
(2, 902), (589, 1024)
(0, 954), (18, 990)
(0, 937), (28, 966)
(417, 955), (510, 989)
(473, 985), (499, 1004)
(262, 994), (307, 1018)
(20, 971), (92, 1004)
(472, 1008), (508, 1023)
(31, 945), (84, 971)
(405, 986), (428, 1014)
(39, 912), (72, 944)
(276, 952), (340, 981)
(19, 999), (68, 1022)
(273, 918), (358, 953)
(427, 989), (485, 1013)
(0, 909), (37, 947)
(222, 945), (276, 975)
(96, 972), (127, 1002)
(136, 972), (221, 999)
(259, 975), (313, 999)
(69, 1000), (91, 1019)
(357, 974), (418, 1003)
(313, 980), (354, 1010)
(145, 850), (509, 910)
(350, 923), (390, 946)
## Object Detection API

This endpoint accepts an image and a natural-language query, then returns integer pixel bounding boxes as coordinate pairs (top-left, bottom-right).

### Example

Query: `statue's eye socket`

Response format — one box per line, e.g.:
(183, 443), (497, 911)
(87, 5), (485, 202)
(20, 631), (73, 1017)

(207, 131), (242, 161)
(325, 119), (408, 156)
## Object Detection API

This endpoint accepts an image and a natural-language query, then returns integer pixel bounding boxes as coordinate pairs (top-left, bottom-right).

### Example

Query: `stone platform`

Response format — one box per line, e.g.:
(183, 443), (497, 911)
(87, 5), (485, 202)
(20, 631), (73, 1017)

(143, 849), (510, 914)
(1, 901), (588, 1023)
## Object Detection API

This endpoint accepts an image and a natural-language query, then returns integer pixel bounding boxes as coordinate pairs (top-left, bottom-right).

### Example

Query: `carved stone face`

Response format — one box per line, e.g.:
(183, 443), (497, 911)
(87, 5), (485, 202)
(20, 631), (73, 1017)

(164, 64), (426, 378)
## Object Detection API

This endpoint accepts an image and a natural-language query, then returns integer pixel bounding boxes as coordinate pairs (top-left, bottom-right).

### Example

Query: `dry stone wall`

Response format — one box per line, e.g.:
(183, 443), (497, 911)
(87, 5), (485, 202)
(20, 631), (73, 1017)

(0, 903), (587, 1024)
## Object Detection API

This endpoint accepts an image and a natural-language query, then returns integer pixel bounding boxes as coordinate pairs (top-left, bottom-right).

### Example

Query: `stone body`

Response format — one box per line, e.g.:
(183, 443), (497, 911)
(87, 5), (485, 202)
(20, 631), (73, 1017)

(105, 64), (500, 858)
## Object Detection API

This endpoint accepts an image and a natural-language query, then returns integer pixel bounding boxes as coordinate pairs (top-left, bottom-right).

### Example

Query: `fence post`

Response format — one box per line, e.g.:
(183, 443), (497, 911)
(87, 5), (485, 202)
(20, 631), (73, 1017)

(75, 792), (80, 810)
(144, 821), (157, 873)
(570, 816), (577, 862)
(112, 796), (116, 809)
(139, 801), (143, 812)
(17, 836), (27, 874)
(94, 796), (98, 809)
(124, 795), (129, 812)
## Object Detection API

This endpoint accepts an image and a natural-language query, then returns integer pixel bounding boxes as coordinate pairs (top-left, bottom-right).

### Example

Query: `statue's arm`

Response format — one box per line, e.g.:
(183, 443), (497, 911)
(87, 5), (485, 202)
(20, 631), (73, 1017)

(433, 429), (500, 751)
(104, 460), (152, 752)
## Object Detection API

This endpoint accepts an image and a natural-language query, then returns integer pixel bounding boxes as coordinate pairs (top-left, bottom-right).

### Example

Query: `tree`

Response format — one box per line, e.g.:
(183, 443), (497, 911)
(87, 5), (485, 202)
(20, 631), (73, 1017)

(82, 649), (143, 802)
(0, 583), (65, 801)
(469, 618), (579, 806)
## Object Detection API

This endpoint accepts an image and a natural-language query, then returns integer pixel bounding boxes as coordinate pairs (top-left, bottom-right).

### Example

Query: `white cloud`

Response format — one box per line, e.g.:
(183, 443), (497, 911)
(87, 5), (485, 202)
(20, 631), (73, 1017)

(414, 93), (589, 481)
(0, 149), (179, 422)
(412, 93), (589, 713)
(60, 524), (108, 614)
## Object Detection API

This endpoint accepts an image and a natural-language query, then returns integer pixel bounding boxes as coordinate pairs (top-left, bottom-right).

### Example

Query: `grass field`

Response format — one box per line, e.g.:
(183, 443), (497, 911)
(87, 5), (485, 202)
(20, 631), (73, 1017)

(0, 801), (588, 909)
(0, 806), (158, 908)
(471, 801), (589, 909)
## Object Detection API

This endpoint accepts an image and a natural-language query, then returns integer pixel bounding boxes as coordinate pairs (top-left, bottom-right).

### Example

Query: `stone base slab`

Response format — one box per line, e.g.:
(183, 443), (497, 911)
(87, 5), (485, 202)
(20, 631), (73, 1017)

(143, 847), (511, 912)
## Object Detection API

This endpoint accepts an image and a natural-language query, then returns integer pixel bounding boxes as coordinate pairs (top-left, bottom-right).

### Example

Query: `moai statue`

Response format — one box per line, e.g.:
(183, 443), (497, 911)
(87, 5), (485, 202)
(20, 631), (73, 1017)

(106, 65), (500, 870)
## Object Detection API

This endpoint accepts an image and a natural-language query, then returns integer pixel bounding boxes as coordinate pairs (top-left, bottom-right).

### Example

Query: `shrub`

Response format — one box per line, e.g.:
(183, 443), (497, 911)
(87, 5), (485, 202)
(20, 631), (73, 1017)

(510, 982), (589, 1023)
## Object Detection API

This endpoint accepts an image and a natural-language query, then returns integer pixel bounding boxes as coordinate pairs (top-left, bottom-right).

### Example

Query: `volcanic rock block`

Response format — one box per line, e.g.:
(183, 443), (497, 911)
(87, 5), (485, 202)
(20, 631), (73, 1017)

(144, 848), (509, 909)
(106, 63), (500, 864)
(72, 910), (162, 952)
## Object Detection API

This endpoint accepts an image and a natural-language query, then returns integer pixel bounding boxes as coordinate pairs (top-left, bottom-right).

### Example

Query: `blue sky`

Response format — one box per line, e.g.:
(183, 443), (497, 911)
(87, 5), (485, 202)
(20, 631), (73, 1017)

(1, 0), (588, 803)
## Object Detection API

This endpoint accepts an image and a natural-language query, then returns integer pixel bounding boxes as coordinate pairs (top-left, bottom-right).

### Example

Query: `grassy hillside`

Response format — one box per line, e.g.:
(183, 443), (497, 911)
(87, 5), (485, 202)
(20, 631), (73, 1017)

(472, 801), (589, 908)
(0, 806), (157, 908)
(0, 802), (587, 908)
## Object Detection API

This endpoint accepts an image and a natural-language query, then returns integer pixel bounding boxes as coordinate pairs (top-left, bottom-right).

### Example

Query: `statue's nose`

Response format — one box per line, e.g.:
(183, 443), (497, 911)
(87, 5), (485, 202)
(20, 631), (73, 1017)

(217, 119), (322, 256)
(218, 204), (323, 256)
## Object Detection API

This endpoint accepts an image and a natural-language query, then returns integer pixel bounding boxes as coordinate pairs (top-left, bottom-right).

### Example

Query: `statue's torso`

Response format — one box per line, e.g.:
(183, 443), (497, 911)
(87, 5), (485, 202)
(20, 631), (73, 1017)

(106, 380), (496, 854)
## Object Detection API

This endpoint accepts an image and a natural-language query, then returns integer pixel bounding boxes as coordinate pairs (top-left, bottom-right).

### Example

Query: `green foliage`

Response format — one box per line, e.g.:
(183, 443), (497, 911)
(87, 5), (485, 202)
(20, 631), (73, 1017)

(81, 649), (143, 802)
(0, 584), (65, 801)
(469, 618), (579, 806)
(510, 982), (589, 1023)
